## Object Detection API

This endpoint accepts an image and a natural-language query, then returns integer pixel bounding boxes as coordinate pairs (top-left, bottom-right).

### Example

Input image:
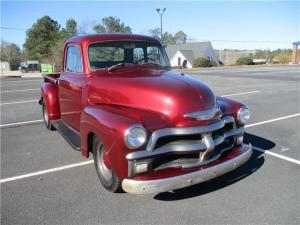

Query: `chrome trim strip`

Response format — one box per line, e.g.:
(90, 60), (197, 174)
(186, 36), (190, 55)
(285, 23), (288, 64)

(184, 107), (221, 121)
(146, 116), (234, 151)
(122, 144), (252, 194)
(126, 125), (244, 160)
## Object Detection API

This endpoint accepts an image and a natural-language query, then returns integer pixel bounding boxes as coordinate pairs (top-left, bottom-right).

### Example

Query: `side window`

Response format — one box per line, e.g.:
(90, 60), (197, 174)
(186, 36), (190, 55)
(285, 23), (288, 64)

(133, 48), (145, 64)
(65, 46), (83, 73)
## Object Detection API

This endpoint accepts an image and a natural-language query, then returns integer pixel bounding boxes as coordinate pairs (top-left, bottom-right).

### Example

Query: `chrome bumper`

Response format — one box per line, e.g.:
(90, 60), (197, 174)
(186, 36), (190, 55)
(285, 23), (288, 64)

(122, 144), (252, 194)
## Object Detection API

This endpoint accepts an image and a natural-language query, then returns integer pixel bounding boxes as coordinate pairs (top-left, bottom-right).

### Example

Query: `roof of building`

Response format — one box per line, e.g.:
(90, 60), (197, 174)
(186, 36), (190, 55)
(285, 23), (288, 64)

(166, 42), (211, 59)
(178, 50), (195, 63)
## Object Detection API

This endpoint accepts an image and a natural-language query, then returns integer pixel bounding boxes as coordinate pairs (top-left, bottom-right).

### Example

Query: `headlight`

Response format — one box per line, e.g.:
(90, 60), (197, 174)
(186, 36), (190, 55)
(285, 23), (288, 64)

(124, 125), (147, 149)
(237, 106), (250, 124)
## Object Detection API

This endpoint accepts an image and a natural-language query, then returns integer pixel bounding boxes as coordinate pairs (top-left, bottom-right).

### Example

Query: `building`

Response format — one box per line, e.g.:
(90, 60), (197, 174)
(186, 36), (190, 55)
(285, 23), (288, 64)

(166, 42), (219, 68)
(0, 61), (11, 72)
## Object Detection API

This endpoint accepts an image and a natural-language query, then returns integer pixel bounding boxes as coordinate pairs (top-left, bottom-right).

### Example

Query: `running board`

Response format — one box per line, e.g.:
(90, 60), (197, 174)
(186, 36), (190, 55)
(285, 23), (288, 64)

(52, 120), (80, 151)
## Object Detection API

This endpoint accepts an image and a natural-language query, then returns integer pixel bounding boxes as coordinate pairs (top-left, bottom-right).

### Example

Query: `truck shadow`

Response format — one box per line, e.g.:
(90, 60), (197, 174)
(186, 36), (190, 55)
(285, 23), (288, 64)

(153, 132), (275, 201)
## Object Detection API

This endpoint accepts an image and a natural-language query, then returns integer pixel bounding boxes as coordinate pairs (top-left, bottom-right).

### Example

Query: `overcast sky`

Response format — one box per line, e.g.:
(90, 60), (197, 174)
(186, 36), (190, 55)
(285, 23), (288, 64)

(1, 0), (299, 50)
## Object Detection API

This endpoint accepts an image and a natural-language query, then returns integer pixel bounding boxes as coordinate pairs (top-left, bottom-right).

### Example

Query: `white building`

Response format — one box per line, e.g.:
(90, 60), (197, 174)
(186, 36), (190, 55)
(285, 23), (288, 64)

(166, 42), (219, 68)
(0, 62), (11, 72)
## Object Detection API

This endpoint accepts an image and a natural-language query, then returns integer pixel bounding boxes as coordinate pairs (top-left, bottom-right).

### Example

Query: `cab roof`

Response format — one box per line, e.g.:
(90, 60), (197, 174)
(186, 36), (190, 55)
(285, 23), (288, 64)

(67, 34), (161, 45)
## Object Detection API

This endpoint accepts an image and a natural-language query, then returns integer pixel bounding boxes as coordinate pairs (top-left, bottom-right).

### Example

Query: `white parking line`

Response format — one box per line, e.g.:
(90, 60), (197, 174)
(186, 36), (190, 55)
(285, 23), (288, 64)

(1, 79), (41, 84)
(246, 113), (300, 128)
(1, 88), (40, 93)
(1, 112), (299, 183)
(1, 100), (38, 105)
(0, 160), (94, 183)
(221, 91), (261, 97)
(253, 146), (300, 165)
(0, 119), (43, 128)
(0, 82), (41, 87)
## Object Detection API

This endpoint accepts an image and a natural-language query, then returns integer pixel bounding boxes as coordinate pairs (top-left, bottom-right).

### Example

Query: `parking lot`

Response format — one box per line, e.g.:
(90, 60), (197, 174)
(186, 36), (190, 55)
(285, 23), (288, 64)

(1, 65), (299, 225)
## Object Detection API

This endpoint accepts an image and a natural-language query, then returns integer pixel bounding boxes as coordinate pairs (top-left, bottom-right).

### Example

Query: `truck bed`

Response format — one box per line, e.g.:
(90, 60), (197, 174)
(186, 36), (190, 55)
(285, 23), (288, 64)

(43, 73), (60, 85)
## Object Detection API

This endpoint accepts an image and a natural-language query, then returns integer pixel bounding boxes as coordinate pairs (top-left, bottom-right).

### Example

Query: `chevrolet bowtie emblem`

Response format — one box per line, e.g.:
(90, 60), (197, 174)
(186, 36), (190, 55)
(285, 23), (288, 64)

(184, 108), (221, 121)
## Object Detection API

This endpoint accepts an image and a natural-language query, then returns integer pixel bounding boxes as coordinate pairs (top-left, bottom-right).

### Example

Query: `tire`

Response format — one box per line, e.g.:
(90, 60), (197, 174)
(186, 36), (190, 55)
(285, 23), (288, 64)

(93, 136), (122, 193)
(42, 101), (55, 130)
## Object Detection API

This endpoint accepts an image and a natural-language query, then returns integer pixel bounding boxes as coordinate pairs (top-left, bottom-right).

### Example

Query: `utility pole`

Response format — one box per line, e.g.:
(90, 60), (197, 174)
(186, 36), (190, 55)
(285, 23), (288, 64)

(156, 8), (166, 42)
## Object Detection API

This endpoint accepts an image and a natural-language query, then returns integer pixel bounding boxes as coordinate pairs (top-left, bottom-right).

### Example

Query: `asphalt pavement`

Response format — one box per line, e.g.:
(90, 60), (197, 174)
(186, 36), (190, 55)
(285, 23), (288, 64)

(1, 65), (299, 225)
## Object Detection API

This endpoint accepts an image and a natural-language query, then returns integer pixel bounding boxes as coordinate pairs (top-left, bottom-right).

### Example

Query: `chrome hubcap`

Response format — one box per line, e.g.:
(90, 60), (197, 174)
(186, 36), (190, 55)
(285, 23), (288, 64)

(98, 144), (112, 181)
(43, 105), (49, 125)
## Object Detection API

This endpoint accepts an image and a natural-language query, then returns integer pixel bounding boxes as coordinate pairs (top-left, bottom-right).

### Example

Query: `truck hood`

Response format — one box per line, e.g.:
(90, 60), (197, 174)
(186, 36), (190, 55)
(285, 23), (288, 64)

(88, 69), (217, 126)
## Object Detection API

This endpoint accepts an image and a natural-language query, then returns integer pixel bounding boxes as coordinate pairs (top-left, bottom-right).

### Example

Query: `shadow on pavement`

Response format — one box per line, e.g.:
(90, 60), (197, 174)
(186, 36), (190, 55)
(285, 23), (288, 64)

(153, 133), (275, 201)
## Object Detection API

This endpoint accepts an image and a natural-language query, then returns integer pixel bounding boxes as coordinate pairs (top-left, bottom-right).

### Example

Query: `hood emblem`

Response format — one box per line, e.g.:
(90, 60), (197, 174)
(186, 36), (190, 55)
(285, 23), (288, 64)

(184, 108), (221, 121)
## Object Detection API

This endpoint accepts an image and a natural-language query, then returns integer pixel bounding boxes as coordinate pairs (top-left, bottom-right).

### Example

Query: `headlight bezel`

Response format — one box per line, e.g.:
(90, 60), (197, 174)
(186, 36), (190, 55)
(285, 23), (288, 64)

(237, 106), (250, 125)
(124, 124), (147, 149)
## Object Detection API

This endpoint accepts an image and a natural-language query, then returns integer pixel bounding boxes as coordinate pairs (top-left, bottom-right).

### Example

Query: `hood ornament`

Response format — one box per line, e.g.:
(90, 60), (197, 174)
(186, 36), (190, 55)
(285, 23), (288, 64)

(184, 107), (221, 121)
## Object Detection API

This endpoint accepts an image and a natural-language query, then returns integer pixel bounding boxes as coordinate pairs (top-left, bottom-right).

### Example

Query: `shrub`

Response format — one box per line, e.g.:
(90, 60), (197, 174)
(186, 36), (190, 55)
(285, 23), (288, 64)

(272, 54), (291, 64)
(235, 57), (254, 65)
(193, 57), (213, 67)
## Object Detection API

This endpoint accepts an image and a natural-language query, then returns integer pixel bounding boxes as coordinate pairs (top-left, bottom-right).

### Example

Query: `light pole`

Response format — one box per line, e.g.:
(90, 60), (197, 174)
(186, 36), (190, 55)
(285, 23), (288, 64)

(156, 8), (166, 41)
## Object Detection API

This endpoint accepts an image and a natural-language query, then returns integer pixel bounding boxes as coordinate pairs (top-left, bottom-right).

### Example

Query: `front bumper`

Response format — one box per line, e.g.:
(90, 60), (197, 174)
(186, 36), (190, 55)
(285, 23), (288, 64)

(122, 144), (252, 194)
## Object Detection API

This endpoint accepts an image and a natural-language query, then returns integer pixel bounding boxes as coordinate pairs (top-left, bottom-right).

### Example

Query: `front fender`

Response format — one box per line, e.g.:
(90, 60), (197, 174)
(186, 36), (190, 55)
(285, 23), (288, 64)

(41, 83), (60, 120)
(217, 96), (245, 126)
(80, 105), (140, 180)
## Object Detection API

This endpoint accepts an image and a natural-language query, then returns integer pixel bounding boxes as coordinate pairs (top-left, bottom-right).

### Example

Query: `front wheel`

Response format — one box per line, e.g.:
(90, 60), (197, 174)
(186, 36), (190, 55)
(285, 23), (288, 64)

(42, 101), (54, 130)
(93, 136), (122, 193)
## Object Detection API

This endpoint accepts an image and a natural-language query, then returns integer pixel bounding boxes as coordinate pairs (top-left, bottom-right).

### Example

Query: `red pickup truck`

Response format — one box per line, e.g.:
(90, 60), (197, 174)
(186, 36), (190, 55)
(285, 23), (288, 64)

(40, 34), (252, 194)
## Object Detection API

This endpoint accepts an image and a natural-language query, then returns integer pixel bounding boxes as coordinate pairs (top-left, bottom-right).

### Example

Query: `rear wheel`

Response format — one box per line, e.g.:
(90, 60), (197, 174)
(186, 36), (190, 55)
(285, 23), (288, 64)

(93, 136), (122, 192)
(42, 101), (54, 130)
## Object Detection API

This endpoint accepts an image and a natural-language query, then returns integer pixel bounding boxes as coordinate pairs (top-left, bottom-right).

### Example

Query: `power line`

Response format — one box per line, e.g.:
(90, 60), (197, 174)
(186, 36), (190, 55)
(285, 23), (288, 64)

(1, 26), (28, 31)
(187, 38), (292, 44)
(0, 26), (294, 44)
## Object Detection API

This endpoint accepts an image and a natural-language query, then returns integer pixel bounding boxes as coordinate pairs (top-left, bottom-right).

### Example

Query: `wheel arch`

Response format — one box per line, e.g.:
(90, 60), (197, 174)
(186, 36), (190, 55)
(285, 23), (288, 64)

(41, 82), (61, 121)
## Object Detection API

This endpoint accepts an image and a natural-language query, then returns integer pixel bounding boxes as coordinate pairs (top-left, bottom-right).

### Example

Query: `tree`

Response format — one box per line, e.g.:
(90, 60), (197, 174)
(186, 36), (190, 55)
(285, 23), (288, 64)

(1, 41), (23, 69)
(93, 16), (132, 33)
(66, 19), (77, 37)
(148, 28), (160, 40)
(24, 16), (60, 61)
(162, 32), (176, 45)
(148, 28), (187, 45)
(174, 31), (187, 44)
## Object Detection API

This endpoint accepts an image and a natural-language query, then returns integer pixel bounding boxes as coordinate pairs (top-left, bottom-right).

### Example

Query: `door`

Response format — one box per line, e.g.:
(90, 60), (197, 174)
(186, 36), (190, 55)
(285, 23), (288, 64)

(59, 45), (83, 131)
(178, 57), (181, 66)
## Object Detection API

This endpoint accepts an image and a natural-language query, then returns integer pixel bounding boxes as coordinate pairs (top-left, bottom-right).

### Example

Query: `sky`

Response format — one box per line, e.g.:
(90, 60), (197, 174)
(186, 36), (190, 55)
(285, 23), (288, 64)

(1, 0), (299, 50)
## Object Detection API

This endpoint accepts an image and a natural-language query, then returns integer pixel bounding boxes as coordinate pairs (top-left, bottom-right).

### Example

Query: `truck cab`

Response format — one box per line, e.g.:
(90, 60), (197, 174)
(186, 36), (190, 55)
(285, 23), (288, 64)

(40, 34), (252, 194)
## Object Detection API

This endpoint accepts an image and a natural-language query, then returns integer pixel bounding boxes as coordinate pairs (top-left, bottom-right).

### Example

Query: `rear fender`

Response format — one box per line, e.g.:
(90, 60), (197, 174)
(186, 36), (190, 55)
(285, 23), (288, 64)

(41, 83), (61, 120)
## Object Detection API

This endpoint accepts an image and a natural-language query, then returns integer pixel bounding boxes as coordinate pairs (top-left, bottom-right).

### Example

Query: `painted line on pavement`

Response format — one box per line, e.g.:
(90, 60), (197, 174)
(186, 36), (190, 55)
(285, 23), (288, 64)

(1, 100), (38, 105)
(221, 91), (261, 97)
(0, 82), (41, 87)
(1, 113), (299, 183)
(245, 113), (300, 128)
(0, 119), (43, 128)
(0, 160), (94, 183)
(253, 146), (300, 165)
(1, 88), (39, 93)
(0, 79), (41, 84)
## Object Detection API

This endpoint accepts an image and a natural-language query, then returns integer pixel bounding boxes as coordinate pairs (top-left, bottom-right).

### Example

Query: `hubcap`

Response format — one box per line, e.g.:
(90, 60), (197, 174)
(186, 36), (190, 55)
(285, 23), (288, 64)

(98, 144), (112, 181)
(43, 105), (49, 125)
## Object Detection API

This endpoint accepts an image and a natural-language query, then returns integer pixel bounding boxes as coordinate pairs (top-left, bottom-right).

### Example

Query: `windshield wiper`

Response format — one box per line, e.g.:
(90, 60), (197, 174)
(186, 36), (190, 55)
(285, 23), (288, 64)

(140, 62), (163, 67)
(107, 63), (127, 72)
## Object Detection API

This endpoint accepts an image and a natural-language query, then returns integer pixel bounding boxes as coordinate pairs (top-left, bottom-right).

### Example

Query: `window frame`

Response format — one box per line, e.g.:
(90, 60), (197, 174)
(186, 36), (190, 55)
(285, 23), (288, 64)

(64, 44), (84, 74)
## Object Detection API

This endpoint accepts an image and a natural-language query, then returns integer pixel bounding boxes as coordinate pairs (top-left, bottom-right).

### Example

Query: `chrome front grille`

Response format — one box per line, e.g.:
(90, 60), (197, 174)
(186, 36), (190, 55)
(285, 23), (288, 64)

(126, 116), (245, 176)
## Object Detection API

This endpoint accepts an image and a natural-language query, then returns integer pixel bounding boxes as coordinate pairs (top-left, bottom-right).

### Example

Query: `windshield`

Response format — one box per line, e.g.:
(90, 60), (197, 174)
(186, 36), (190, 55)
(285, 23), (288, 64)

(88, 41), (170, 71)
